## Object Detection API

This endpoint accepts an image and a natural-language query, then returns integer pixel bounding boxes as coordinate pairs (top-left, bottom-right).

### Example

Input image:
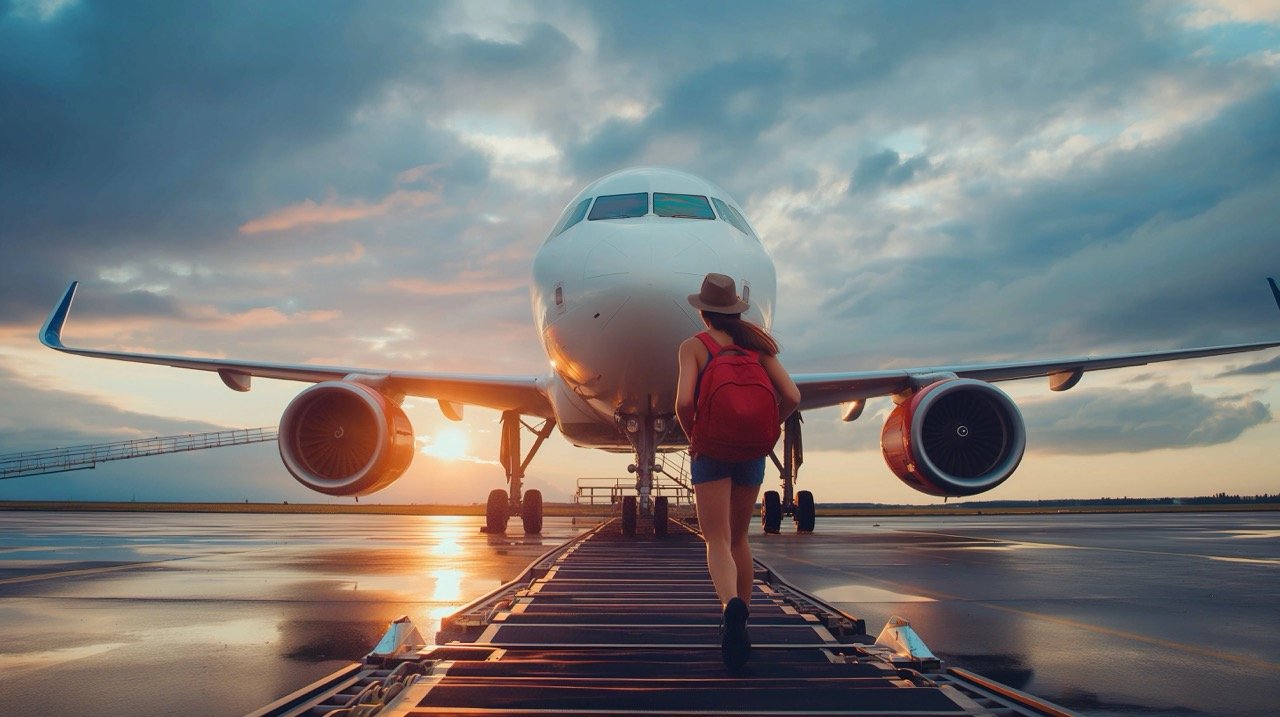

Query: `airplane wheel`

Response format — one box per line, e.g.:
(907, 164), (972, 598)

(795, 490), (815, 533)
(761, 490), (781, 534)
(621, 495), (637, 537)
(521, 489), (543, 534)
(653, 496), (669, 537)
(485, 489), (509, 533)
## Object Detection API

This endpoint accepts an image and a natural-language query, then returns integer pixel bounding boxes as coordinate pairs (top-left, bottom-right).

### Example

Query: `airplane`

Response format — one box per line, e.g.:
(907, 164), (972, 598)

(39, 167), (1280, 535)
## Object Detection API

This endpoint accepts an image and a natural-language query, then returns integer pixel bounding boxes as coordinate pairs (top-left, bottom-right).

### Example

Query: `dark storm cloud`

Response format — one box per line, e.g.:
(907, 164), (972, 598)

(971, 88), (1280, 265)
(791, 85), (1280, 369)
(1, 1), (440, 318)
(849, 149), (931, 193)
(1, 1), (435, 232)
(569, 1), (1170, 192)
(439, 21), (575, 75)
(1219, 354), (1280, 377)
(1021, 384), (1271, 455)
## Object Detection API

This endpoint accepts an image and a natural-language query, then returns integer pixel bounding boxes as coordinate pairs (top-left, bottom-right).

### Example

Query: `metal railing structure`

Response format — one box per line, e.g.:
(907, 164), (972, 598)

(574, 450), (695, 506)
(0, 427), (278, 480)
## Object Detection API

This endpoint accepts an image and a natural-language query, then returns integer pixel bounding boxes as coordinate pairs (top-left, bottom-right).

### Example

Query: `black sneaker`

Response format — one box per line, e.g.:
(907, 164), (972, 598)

(721, 597), (750, 668)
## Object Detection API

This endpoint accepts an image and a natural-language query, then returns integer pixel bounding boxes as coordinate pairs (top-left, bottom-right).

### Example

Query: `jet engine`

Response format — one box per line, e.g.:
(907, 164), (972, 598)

(278, 381), (415, 496)
(881, 378), (1025, 497)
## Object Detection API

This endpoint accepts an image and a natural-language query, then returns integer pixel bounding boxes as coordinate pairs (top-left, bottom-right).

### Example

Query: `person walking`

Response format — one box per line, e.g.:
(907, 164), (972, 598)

(675, 272), (800, 668)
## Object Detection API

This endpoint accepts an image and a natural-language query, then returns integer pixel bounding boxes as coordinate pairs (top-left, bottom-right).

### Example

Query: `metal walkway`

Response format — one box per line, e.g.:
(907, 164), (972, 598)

(252, 518), (1076, 716)
(0, 427), (278, 480)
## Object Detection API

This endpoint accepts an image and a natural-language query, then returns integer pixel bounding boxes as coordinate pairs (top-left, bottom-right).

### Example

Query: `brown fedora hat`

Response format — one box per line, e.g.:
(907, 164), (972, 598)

(688, 273), (749, 314)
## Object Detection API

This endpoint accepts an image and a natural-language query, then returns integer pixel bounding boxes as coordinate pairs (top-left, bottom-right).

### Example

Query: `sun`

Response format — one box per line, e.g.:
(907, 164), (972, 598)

(420, 428), (470, 461)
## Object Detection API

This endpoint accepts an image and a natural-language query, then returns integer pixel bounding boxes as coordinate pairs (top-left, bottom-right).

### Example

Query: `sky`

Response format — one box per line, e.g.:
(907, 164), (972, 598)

(1, 0), (1278, 506)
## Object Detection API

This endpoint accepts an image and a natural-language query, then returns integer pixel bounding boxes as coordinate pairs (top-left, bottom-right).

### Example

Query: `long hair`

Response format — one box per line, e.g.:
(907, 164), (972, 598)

(701, 311), (780, 357)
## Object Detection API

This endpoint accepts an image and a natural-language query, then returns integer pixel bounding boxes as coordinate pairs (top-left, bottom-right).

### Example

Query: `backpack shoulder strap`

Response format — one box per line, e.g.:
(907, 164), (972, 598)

(695, 331), (722, 356)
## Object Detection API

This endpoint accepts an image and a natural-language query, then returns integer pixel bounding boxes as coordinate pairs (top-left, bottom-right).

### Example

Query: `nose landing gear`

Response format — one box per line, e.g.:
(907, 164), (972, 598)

(618, 411), (677, 537)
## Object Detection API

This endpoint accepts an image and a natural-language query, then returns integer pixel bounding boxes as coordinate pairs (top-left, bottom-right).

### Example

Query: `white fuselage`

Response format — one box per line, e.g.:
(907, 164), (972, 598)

(530, 168), (776, 449)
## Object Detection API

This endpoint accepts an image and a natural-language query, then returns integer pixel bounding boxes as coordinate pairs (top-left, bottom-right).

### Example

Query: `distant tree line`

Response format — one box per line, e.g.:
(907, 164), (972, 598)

(824, 494), (1280, 509)
(955, 493), (1279, 508)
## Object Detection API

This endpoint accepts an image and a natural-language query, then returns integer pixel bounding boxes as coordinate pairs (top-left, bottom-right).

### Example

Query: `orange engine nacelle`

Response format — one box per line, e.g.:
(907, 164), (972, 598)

(881, 378), (1026, 497)
(278, 381), (415, 496)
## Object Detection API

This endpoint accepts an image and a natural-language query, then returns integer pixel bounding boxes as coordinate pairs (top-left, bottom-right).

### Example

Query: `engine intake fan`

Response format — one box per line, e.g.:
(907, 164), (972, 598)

(278, 381), (415, 496)
(881, 378), (1025, 497)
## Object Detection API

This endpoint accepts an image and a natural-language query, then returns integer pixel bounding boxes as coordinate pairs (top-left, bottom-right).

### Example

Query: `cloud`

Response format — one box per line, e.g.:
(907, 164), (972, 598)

(1219, 354), (1280, 376)
(0, 362), (229, 453)
(239, 190), (441, 234)
(3, 2), (1279, 503)
(849, 149), (932, 193)
(1022, 384), (1271, 454)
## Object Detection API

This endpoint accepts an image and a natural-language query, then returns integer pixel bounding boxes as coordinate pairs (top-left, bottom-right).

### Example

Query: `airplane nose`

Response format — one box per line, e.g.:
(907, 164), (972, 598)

(584, 226), (721, 284)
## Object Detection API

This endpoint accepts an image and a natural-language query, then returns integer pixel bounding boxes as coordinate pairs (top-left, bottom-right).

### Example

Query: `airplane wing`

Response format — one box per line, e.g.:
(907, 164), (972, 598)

(794, 278), (1280, 413)
(793, 341), (1280, 411)
(40, 282), (554, 418)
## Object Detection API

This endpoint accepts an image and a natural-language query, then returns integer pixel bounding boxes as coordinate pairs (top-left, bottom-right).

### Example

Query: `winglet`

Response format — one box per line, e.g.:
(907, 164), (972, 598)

(1269, 277), (1280, 312)
(39, 281), (79, 350)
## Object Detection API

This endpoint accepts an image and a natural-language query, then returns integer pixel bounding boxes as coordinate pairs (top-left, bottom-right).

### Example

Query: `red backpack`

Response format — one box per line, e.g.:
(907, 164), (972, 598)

(690, 332), (781, 461)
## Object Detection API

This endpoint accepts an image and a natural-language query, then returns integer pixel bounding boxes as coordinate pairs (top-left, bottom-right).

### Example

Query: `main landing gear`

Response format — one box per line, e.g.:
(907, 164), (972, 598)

(619, 411), (677, 538)
(762, 412), (816, 534)
(485, 411), (556, 534)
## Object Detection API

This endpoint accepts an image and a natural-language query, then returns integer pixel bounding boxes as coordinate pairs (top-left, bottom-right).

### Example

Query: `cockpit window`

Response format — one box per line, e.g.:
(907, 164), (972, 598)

(712, 197), (757, 239)
(588, 192), (648, 220)
(551, 197), (591, 237)
(654, 193), (714, 219)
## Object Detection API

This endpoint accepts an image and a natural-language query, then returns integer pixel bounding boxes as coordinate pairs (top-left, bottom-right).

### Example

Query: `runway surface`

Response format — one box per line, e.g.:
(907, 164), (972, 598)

(751, 512), (1280, 716)
(0, 510), (1275, 716)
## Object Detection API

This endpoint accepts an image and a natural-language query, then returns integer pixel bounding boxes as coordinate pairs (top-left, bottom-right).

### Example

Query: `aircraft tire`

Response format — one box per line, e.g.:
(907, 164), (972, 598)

(761, 490), (782, 534)
(653, 496), (669, 537)
(795, 490), (816, 533)
(485, 489), (509, 533)
(621, 495), (637, 537)
(521, 489), (543, 534)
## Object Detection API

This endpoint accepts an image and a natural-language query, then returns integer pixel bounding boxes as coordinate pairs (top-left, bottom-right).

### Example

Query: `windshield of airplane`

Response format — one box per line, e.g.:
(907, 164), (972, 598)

(551, 197), (592, 237)
(654, 193), (714, 219)
(588, 192), (648, 220)
(711, 197), (757, 238)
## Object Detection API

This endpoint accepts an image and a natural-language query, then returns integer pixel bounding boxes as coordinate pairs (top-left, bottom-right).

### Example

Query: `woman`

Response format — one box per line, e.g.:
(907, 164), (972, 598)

(675, 273), (800, 668)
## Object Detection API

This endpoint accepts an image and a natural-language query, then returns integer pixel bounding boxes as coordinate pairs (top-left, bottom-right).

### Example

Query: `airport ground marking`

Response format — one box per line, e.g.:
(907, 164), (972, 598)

(0, 549), (267, 586)
(0, 559), (190, 585)
(885, 528), (1280, 567)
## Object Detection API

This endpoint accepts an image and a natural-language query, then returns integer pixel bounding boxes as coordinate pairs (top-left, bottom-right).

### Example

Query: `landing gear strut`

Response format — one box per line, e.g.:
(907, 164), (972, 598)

(486, 411), (555, 534)
(619, 411), (676, 535)
(765, 412), (814, 533)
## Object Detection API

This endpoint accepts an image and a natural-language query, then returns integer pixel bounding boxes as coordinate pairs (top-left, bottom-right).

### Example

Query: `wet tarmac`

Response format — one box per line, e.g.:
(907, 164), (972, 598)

(0, 510), (1275, 716)
(0, 512), (589, 717)
(751, 512), (1280, 717)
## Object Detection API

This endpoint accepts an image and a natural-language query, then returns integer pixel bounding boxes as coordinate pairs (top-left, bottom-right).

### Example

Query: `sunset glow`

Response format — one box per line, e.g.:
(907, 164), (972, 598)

(420, 428), (471, 462)
(0, 2), (1276, 505)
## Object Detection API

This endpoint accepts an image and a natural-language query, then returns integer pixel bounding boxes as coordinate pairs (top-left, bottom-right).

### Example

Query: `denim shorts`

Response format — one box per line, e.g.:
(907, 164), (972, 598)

(690, 454), (766, 486)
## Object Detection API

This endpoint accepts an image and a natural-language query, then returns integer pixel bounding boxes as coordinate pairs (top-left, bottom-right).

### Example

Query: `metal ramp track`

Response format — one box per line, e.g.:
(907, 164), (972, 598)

(252, 519), (1076, 717)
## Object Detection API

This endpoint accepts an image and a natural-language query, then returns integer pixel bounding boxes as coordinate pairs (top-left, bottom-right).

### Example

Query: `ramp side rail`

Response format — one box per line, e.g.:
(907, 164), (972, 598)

(574, 476), (693, 506)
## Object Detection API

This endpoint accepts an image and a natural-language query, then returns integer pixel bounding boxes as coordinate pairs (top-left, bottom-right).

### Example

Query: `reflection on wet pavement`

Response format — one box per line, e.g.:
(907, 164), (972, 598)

(2, 510), (1276, 717)
(750, 512), (1280, 717)
(0, 511), (590, 717)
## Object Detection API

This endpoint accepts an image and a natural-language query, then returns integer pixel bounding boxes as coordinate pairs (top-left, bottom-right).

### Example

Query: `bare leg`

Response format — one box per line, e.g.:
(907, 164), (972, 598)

(729, 481), (762, 602)
(694, 478), (737, 607)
